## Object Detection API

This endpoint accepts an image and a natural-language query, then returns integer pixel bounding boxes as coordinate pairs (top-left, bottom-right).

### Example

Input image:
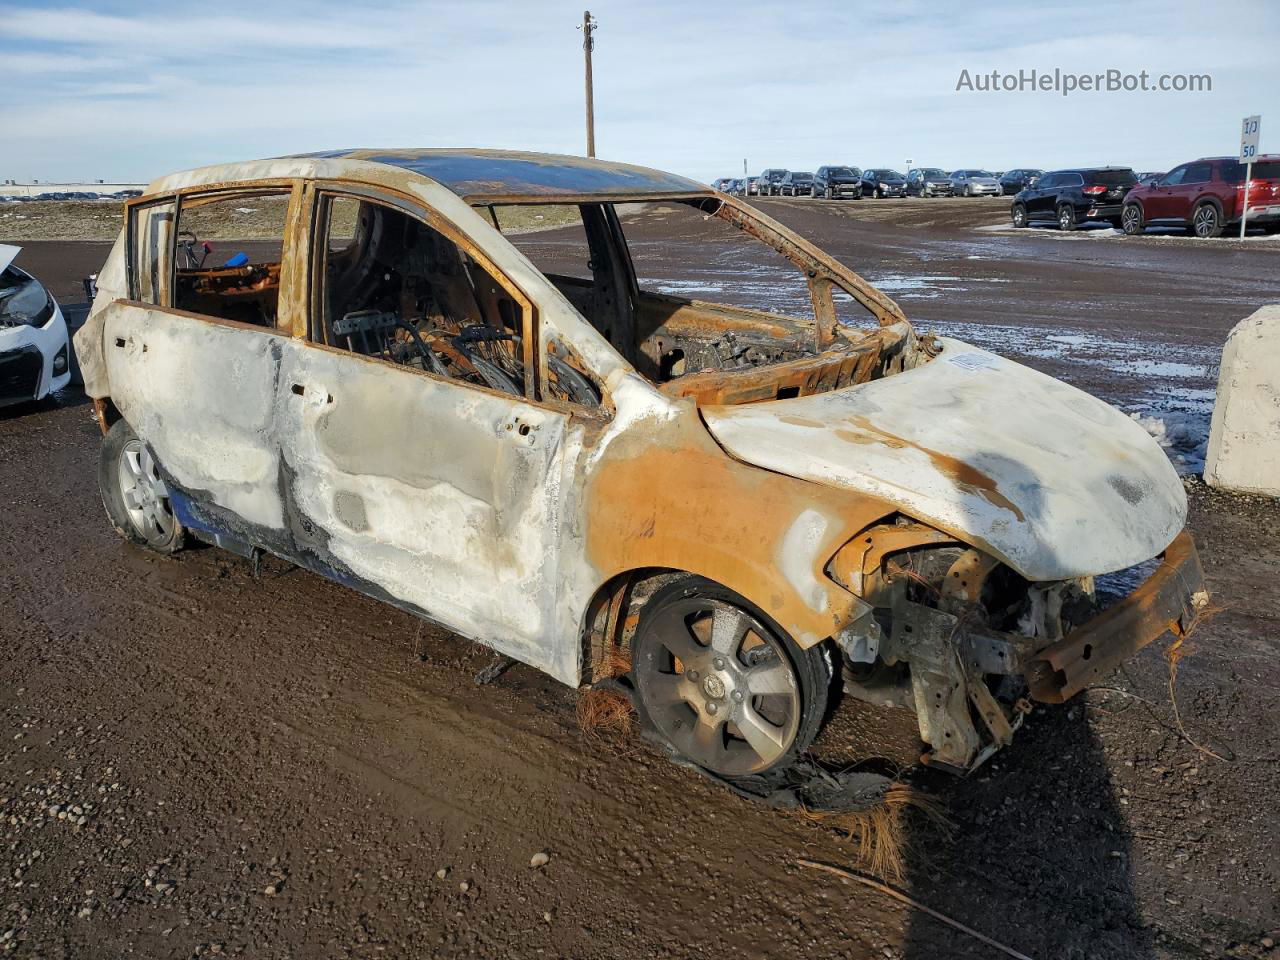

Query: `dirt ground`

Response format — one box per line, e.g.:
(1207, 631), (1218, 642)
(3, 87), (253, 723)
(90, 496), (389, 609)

(2, 197), (1278, 960)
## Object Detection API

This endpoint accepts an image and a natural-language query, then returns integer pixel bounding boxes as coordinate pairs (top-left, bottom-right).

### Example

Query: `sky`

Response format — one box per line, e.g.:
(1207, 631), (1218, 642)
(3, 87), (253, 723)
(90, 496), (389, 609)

(1, 0), (1277, 185)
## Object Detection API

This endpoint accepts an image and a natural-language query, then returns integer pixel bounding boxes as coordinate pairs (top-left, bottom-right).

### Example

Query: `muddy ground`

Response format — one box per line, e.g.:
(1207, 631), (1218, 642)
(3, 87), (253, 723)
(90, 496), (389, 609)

(2, 197), (1278, 960)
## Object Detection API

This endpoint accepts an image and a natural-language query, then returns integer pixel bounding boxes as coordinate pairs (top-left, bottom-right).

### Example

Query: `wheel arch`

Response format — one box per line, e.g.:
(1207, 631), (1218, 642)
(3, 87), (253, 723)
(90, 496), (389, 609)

(1193, 195), (1225, 217)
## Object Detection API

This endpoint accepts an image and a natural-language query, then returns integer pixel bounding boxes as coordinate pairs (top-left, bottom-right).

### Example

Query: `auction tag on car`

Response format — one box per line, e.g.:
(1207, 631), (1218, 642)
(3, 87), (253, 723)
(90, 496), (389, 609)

(945, 351), (1002, 372)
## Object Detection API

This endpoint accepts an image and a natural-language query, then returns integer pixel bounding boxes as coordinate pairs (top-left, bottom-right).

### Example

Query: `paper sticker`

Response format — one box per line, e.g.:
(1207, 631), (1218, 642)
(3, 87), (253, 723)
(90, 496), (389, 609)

(945, 351), (1001, 372)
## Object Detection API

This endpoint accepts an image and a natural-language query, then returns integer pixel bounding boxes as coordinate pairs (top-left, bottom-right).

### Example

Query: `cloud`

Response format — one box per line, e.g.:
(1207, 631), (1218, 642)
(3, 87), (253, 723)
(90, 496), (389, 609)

(1, 0), (1277, 182)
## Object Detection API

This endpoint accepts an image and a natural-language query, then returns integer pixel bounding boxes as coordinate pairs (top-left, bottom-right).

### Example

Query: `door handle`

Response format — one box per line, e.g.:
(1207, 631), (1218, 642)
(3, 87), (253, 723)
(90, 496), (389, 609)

(290, 383), (333, 405)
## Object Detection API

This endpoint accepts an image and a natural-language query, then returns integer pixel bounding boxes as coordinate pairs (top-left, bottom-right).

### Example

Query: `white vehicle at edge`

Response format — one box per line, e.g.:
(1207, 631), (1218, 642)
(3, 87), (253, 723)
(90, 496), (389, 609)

(0, 245), (71, 407)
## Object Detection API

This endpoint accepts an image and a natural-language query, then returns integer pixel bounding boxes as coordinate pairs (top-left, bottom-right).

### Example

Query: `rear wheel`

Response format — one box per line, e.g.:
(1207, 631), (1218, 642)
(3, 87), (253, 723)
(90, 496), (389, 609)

(1192, 202), (1223, 238)
(630, 576), (830, 781)
(99, 419), (185, 554)
(1011, 203), (1028, 228)
(1057, 203), (1077, 231)
(1121, 203), (1145, 235)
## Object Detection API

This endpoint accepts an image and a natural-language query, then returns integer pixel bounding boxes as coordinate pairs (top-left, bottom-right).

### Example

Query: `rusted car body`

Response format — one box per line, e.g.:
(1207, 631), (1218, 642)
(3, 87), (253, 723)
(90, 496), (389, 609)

(75, 150), (1208, 779)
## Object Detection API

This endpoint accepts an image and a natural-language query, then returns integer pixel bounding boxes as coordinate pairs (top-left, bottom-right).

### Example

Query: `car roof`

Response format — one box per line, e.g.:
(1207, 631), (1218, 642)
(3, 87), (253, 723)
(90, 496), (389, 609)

(1051, 166), (1135, 173)
(301, 149), (711, 201)
(1194, 155), (1280, 162)
(149, 149), (712, 204)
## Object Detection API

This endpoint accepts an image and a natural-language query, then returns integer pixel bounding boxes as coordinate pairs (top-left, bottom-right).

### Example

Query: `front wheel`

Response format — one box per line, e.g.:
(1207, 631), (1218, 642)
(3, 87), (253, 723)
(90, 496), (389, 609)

(630, 577), (830, 781)
(99, 418), (185, 554)
(1011, 203), (1028, 228)
(1121, 203), (1145, 235)
(1057, 203), (1077, 231)
(824, 186), (833, 200)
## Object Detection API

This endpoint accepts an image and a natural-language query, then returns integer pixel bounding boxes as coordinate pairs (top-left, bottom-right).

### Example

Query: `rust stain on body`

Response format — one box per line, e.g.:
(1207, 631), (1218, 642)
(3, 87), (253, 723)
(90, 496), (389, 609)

(838, 415), (1025, 521)
(582, 407), (894, 647)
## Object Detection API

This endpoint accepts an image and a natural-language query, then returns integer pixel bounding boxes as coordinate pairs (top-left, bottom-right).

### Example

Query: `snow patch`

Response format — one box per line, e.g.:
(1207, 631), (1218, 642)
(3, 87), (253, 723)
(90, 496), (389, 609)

(1128, 411), (1208, 476)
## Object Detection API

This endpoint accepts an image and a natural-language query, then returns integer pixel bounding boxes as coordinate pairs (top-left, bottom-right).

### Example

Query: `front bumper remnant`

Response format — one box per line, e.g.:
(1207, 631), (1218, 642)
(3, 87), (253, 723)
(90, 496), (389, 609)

(1024, 531), (1208, 704)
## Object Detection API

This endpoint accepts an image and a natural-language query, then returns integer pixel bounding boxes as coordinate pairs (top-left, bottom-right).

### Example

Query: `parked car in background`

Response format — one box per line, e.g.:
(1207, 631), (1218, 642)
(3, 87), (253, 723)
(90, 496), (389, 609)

(712, 178), (732, 192)
(1011, 167), (1138, 230)
(999, 169), (1043, 195)
(1135, 172), (1164, 187)
(1, 244), (72, 408)
(950, 169), (1002, 197)
(861, 169), (907, 198)
(812, 166), (863, 199)
(905, 168), (953, 197)
(1121, 156), (1280, 238)
(744, 176), (760, 196)
(758, 169), (788, 196)
(778, 171), (815, 196)
(74, 148), (1207, 783)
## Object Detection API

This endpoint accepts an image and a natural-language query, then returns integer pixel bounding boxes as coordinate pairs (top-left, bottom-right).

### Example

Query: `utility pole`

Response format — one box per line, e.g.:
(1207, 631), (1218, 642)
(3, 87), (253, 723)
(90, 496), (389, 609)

(580, 11), (598, 158)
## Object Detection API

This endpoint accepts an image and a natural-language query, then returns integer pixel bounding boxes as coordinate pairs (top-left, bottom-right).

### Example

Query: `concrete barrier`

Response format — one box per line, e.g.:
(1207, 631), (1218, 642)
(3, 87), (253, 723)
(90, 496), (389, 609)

(1205, 304), (1280, 497)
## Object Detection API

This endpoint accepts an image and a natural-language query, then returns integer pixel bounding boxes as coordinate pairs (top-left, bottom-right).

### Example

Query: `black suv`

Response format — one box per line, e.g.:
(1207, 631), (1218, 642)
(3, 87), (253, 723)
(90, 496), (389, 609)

(778, 171), (815, 196)
(758, 169), (788, 196)
(1010, 167), (1138, 230)
(999, 168), (1042, 195)
(812, 166), (863, 199)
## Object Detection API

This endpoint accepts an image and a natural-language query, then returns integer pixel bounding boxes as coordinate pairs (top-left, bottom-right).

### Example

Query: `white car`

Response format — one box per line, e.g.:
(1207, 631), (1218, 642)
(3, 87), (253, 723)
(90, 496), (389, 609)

(949, 169), (1003, 197)
(0, 245), (71, 407)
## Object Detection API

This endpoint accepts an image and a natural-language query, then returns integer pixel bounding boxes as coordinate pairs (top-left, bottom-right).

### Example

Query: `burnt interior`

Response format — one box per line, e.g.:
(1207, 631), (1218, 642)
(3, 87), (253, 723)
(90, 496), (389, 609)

(496, 198), (916, 405)
(314, 196), (601, 408)
(174, 192), (286, 328)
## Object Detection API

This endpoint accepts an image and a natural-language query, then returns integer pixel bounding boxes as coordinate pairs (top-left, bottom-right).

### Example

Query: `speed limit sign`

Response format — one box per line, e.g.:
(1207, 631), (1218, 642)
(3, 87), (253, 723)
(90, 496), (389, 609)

(1240, 115), (1261, 162)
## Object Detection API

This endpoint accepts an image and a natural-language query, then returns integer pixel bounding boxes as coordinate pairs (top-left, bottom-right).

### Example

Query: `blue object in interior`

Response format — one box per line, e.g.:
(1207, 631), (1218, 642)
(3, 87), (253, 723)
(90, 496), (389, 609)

(223, 252), (249, 268)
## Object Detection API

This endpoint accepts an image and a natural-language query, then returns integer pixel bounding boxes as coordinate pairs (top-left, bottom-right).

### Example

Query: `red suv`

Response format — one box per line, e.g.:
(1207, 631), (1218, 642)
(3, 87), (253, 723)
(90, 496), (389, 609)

(1121, 155), (1280, 238)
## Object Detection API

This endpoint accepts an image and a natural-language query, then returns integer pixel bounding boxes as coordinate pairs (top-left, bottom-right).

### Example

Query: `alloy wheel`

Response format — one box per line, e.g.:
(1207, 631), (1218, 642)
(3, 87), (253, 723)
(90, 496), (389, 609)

(633, 596), (802, 777)
(1193, 204), (1220, 238)
(117, 439), (177, 543)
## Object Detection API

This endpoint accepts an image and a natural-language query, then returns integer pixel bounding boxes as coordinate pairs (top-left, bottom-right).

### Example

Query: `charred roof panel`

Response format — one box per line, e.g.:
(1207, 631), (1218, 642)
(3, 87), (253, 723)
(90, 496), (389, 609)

(293, 149), (710, 202)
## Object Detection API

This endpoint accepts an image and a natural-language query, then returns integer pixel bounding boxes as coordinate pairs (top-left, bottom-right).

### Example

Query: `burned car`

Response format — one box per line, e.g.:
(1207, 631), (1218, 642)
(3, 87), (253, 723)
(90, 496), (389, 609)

(75, 150), (1208, 782)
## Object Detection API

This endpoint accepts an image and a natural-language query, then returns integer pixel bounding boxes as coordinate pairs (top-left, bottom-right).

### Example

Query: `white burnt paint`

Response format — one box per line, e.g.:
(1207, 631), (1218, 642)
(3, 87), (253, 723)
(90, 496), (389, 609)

(702, 338), (1186, 581)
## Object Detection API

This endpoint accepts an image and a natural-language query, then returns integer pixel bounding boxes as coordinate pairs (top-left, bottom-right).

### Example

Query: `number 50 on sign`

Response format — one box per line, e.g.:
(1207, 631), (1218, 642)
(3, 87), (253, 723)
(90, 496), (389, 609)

(1240, 115), (1261, 162)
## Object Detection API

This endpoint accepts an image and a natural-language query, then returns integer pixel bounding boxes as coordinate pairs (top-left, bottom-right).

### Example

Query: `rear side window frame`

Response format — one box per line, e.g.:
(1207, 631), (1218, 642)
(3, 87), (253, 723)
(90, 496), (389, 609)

(125, 195), (178, 306)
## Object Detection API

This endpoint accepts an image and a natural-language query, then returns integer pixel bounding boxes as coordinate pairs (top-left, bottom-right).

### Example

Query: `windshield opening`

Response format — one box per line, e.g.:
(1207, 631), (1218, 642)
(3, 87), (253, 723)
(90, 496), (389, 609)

(497, 197), (913, 401)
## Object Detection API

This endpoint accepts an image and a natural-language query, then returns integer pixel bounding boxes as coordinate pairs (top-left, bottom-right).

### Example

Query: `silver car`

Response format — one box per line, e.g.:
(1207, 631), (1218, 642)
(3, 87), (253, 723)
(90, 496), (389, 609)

(950, 169), (1003, 197)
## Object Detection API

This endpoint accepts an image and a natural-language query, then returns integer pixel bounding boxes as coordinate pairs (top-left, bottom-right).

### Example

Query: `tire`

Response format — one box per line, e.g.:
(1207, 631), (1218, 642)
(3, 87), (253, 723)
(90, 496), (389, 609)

(630, 576), (830, 781)
(810, 186), (817, 198)
(99, 418), (185, 554)
(1192, 201), (1223, 239)
(874, 188), (883, 199)
(1057, 203), (1077, 231)
(1121, 203), (1145, 236)
(1011, 203), (1028, 228)
(824, 186), (832, 200)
